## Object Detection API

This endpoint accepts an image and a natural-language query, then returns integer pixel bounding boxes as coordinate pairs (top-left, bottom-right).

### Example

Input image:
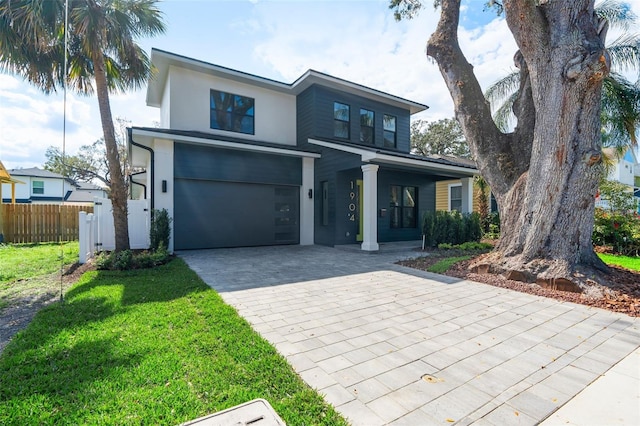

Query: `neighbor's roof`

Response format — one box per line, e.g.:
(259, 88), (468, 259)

(146, 48), (428, 115)
(8, 167), (65, 179)
(74, 181), (106, 191)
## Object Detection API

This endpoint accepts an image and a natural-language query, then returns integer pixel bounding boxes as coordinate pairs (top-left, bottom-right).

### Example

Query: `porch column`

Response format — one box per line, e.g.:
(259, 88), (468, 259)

(461, 177), (474, 214)
(361, 164), (379, 251)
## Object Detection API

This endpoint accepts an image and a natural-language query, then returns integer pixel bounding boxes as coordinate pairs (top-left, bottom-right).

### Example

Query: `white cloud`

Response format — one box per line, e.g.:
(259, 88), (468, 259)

(251, 3), (517, 122)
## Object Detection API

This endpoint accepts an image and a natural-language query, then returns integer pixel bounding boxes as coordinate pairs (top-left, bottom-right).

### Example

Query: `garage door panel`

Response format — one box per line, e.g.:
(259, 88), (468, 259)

(174, 179), (299, 250)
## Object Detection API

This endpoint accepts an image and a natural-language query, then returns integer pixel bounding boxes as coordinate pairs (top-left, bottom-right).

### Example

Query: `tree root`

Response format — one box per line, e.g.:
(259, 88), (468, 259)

(469, 251), (614, 298)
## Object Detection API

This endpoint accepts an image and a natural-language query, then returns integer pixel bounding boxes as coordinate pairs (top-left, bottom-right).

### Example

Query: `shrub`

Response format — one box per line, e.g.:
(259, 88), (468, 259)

(438, 243), (453, 250)
(150, 209), (172, 251)
(593, 208), (640, 256)
(485, 211), (501, 239)
(94, 246), (171, 271)
(422, 210), (483, 247)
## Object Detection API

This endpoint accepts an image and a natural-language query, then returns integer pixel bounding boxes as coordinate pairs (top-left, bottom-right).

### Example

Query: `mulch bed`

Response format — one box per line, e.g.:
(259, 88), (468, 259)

(399, 253), (640, 317)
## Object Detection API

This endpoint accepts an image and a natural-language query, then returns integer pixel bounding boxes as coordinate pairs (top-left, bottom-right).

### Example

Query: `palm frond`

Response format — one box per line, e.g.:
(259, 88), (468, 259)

(595, 0), (638, 31)
(607, 34), (640, 76)
(484, 70), (520, 110)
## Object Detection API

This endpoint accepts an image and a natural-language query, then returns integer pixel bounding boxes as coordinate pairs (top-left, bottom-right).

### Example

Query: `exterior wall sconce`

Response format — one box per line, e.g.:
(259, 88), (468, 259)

(308, 189), (313, 199)
(162, 180), (167, 193)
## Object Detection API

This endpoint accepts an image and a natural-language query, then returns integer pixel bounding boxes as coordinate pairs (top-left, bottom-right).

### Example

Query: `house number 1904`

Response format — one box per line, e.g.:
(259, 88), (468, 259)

(348, 181), (356, 221)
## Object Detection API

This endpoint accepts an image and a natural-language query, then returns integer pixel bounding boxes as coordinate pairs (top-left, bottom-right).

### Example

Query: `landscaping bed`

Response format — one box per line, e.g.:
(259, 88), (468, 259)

(400, 249), (640, 317)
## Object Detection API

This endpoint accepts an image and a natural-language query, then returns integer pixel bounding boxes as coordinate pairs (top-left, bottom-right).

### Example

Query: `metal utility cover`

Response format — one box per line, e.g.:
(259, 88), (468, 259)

(181, 398), (286, 426)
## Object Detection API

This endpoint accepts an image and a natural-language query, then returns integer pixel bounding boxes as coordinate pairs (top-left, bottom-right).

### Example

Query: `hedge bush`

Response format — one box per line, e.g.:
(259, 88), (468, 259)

(422, 210), (482, 247)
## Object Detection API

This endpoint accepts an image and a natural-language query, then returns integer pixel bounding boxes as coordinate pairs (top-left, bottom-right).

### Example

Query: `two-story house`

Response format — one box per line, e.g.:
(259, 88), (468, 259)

(128, 49), (478, 252)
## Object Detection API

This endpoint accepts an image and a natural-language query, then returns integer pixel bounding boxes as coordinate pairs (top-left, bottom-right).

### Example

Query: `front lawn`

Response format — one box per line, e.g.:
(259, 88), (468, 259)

(598, 253), (640, 271)
(0, 242), (79, 312)
(0, 242), (79, 284)
(0, 259), (347, 425)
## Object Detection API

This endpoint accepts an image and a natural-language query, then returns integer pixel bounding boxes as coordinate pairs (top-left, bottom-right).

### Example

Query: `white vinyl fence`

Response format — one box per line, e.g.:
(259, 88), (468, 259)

(79, 198), (150, 264)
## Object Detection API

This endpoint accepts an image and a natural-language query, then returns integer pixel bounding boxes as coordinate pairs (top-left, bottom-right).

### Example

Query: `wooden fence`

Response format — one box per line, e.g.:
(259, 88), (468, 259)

(1, 203), (94, 243)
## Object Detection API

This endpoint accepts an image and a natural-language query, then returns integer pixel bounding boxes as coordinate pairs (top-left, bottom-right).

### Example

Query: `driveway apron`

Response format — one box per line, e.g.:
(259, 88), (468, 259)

(179, 245), (640, 426)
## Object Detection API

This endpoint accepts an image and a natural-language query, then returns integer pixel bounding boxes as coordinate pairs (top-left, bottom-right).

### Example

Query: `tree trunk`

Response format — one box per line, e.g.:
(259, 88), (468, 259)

(92, 49), (130, 252)
(428, 0), (611, 292)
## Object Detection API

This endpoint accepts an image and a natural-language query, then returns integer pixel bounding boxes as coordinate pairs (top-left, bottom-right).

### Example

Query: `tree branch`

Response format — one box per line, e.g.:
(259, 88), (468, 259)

(427, 0), (527, 194)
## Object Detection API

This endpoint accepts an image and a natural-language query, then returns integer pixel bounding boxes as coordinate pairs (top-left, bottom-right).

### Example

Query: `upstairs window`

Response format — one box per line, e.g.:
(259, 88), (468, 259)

(390, 185), (417, 228)
(383, 114), (396, 148)
(210, 90), (255, 134)
(32, 180), (44, 195)
(334, 102), (350, 139)
(360, 109), (374, 144)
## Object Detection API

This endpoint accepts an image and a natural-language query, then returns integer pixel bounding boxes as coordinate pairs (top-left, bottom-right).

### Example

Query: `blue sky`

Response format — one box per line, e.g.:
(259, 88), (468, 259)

(0, 0), (635, 170)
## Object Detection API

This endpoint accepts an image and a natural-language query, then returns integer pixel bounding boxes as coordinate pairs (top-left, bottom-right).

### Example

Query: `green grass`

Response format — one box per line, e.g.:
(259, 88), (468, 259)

(598, 253), (640, 271)
(427, 255), (472, 274)
(0, 259), (347, 425)
(0, 242), (80, 312)
(0, 242), (79, 284)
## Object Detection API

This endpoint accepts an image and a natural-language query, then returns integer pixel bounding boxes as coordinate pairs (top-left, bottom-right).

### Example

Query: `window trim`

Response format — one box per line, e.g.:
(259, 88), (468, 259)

(448, 183), (462, 212)
(359, 108), (375, 144)
(383, 114), (397, 148)
(32, 180), (44, 195)
(210, 89), (255, 135)
(390, 185), (418, 229)
(333, 102), (350, 139)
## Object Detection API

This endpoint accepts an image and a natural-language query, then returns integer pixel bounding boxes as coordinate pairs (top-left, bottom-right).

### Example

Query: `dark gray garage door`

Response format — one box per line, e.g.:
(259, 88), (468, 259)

(173, 142), (302, 250)
(174, 180), (299, 250)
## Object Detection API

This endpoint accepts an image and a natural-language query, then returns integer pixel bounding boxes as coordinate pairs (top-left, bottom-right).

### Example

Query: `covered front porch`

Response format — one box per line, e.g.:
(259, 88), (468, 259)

(309, 138), (478, 252)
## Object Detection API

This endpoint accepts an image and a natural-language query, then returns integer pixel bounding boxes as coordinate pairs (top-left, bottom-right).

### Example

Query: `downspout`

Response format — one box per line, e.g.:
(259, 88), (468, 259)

(130, 178), (147, 200)
(127, 128), (154, 212)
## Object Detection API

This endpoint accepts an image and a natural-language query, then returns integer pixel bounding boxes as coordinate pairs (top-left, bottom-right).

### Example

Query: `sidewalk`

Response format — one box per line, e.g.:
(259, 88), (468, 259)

(540, 347), (640, 425)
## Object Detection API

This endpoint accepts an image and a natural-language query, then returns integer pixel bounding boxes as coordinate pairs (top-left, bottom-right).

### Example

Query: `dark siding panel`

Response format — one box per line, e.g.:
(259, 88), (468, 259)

(377, 170), (435, 242)
(334, 170), (363, 245)
(307, 87), (412, 153)
(174, 142), (302, 186)
(296, 87), (316, 146)
(312, 149), (361, 246)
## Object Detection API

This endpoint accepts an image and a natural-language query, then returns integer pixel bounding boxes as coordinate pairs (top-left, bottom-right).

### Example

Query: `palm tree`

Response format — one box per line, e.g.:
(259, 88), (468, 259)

(0, 0), (165, 251)
(484, 0), (640, 153)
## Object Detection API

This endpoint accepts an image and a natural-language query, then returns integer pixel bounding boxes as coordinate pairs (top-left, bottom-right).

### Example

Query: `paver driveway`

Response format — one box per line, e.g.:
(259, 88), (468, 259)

(180, 245), (640, 425)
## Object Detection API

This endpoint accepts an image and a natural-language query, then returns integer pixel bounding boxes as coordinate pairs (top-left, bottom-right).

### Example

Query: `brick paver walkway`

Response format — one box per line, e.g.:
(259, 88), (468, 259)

(180, 245), (640, 426)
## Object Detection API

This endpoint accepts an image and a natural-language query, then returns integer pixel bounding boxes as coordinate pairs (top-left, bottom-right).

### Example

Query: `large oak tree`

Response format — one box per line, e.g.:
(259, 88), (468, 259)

(392, 0), (615, 292)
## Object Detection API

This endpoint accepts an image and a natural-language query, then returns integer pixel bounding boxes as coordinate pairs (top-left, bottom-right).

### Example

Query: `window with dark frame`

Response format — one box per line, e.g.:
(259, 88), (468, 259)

(334, 102), (350, 139)
(210, 89), (255, 134)
(32, 180), (44, 195)
(450, 185), (462, 212)
(383, 114), (396, 148)
(390, 185), (417, 228)
(360, 109), (374, 144)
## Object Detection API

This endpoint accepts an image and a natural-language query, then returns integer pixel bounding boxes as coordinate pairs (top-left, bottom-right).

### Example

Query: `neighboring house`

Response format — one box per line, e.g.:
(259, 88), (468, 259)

(66, 181), (108, 203)
(597, 147), (640, 212)
(0, 167), (106, 204)
(129, 49), (478, 252)
(429, 155), (495, 213)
